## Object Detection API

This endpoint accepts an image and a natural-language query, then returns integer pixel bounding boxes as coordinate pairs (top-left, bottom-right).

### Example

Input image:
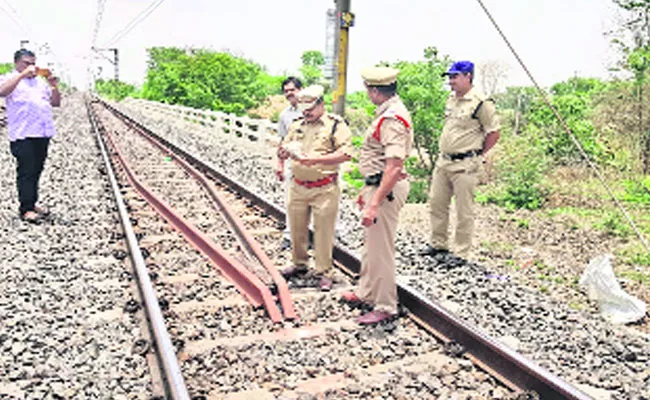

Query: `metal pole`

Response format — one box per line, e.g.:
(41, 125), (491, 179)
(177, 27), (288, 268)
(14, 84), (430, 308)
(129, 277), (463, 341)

(112, 48), (119, 81)
(333, 0), (353, 116)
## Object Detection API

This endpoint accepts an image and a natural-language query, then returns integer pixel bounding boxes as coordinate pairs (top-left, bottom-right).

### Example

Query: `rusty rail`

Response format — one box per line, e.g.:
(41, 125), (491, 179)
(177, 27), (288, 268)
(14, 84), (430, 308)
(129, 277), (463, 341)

(106, 104), (296, 320)
(91, 100), (284, 323)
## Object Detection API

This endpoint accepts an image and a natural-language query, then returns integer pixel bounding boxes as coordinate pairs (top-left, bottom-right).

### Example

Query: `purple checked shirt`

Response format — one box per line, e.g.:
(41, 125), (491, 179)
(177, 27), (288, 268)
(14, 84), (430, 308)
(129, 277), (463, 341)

(0, 71), (55, 142)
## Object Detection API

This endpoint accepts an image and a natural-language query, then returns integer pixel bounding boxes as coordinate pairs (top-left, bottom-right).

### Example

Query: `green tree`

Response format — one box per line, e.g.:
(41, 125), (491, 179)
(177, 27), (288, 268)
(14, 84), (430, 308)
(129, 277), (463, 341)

(300, 50), (324, 86)
(526, 83), (604, 164)
(95, 79), (138, 100)
(140, 47), (282, 115)
(0, 63), (13, 74)
(392, 46), (451, 179)
(610, 0), (650, 171)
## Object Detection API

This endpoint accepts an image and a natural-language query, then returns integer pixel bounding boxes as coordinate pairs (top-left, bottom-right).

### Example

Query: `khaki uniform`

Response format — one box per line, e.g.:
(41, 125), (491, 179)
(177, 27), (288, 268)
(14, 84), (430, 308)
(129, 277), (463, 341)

(357, 96), (413, 314)
(429, 87), (500, 257)
(284, 113), (352, 276)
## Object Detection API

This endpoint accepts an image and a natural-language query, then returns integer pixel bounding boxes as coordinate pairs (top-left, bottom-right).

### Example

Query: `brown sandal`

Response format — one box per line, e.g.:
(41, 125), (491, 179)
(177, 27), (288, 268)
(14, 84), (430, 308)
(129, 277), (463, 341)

(34, 205), (51, 216)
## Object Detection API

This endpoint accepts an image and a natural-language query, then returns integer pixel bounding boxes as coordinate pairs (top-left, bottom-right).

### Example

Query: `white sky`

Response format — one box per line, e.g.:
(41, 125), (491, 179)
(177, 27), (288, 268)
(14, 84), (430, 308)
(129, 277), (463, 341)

(0, 0), (623, 92)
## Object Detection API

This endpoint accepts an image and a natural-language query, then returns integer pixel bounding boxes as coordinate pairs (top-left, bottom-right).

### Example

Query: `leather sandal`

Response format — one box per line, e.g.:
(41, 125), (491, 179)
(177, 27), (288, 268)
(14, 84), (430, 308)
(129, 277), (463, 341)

(34, 205), (51, 216)
(357, 310), (397, 325)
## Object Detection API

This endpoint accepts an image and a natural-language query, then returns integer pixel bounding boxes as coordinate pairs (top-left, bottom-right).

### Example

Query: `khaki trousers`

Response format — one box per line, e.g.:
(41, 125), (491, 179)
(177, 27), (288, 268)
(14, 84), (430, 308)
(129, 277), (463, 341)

(428, 159), (480, 258)
(356, 180), (409, 314)
(288, 181), (340, 277)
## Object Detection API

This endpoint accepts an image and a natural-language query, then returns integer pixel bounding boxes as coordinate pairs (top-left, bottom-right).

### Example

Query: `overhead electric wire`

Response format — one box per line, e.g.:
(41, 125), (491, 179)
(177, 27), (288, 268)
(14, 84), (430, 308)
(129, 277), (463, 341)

(475, 0), (650, 254)
(103, 0), (165, 47)
(91, 0), (109, 49)
(0, 0), (29, 36)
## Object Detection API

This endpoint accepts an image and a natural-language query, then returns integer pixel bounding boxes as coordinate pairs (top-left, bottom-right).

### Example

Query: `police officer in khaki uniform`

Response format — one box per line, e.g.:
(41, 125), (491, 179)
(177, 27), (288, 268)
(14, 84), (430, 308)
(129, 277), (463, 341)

(277, 85), (353, 291)
(420, 61), (500, 259)
(341, 67), (413, 325)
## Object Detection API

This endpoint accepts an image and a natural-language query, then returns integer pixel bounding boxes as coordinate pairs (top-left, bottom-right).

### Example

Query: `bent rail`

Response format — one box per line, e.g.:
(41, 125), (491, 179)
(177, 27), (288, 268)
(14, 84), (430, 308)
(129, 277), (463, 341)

(91, 99), (284, 323)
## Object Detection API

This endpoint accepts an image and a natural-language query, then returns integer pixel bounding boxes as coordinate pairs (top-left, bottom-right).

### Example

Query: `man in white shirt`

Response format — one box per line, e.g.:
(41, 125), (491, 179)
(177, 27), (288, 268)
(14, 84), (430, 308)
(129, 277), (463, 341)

(275, 77), (303, 250)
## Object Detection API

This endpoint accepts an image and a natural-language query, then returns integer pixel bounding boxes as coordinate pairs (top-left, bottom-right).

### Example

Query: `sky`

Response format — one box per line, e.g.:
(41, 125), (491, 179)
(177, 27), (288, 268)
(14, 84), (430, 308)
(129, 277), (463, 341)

(0, 0), (624, 92)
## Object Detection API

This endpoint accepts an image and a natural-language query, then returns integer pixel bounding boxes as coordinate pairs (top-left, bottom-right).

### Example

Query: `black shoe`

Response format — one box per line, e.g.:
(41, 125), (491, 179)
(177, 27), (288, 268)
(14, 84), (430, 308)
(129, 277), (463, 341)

(419, 244), (449, 257)
(280, 238), (291, 251)
(280, 264), (308, 279)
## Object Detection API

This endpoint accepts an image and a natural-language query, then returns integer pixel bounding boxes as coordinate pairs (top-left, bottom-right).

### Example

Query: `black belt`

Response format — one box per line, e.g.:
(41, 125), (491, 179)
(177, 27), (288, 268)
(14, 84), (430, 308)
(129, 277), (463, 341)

(442, 149), (482, 161)
(364, 172), (394, 201)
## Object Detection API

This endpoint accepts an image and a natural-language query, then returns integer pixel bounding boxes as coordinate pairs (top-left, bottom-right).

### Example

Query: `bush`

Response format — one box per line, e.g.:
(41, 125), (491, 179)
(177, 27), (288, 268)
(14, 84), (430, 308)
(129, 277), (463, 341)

(622, 176), (650, 204)
(0, 63), (13, 75)
(407, 180), (429, 203)
(95, 79), (138, 100)
(141, 47), (284, 116)
(343, 165), (364, 190)
(480, 135), (549, 210)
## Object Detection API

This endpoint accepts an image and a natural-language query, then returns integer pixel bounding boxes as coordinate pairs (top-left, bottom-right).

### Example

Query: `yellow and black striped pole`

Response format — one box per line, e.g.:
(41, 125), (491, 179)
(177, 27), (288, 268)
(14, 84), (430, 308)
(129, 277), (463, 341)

(333, 0), (354, 116)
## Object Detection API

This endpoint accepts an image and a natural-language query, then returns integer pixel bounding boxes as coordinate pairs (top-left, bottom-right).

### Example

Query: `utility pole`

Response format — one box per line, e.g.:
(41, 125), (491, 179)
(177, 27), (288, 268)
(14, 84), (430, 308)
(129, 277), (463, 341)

(332, 0), (354, 116)
(92, 47), (119, 81)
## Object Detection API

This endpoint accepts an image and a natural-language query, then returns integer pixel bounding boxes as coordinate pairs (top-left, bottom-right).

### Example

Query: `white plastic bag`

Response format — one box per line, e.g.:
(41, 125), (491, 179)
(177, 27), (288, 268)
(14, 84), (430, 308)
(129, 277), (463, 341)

(579, 254), (647, 324)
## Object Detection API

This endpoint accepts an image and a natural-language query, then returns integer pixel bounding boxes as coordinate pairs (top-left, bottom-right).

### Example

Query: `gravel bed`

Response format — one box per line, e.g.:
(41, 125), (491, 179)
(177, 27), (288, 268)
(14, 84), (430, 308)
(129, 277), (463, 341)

(0, 94), (152, 399)
(179, 294), (509, 399)
(118, 99), (650, 399)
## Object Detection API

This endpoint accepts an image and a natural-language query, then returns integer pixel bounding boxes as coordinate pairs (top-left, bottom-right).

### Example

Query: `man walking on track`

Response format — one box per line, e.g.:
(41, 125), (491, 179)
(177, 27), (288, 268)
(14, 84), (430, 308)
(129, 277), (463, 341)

(276, 77), (303, 250)
(0, 49), (61, 223)
(341, 67), (413, 325)
(420, 60), (500, 259)
(277, 85), (353, 291)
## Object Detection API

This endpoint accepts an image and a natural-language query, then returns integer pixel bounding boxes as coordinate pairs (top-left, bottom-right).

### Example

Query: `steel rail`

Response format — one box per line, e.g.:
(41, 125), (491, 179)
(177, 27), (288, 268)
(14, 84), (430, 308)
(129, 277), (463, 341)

(90, 101), (284, 323)
(108, 107), (297, 320)
(87, 98), (191, 400)
(98, 98), (590, 399)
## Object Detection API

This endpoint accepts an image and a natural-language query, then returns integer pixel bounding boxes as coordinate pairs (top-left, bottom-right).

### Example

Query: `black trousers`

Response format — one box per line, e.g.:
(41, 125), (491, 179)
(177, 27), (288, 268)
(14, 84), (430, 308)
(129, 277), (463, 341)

(10, 138), (50, 215)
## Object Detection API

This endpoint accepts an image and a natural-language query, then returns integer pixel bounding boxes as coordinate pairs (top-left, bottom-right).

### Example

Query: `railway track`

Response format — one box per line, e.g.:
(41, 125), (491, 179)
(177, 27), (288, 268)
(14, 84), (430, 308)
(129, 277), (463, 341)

(88, 97), (590, 400)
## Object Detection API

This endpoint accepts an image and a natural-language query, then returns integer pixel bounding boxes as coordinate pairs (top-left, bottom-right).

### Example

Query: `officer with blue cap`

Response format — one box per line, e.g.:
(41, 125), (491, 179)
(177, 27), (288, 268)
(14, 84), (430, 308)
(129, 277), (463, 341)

(420, 60), (501, 259)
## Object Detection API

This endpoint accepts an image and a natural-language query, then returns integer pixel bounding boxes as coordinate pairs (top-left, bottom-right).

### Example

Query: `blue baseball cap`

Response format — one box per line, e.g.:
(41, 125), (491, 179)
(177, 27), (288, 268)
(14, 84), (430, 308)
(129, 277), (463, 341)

(442, 61), (474, 77)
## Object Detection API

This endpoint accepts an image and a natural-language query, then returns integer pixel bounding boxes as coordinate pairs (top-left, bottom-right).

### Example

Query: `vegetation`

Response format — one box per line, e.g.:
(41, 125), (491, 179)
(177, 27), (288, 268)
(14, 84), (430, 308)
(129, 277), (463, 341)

(0, 63), (13, 74)
(95, 79), (138, 100)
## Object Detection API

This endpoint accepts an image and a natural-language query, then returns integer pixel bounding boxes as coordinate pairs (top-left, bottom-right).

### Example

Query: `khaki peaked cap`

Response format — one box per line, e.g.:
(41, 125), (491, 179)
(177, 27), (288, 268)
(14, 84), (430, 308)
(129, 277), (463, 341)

(361, 67), (399, 86)
(297, 85), (325, 111)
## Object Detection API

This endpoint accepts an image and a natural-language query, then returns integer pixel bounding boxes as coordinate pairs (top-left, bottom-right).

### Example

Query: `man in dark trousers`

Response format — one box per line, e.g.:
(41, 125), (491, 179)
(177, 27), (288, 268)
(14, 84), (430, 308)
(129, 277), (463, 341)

(0, 49), (60, 223)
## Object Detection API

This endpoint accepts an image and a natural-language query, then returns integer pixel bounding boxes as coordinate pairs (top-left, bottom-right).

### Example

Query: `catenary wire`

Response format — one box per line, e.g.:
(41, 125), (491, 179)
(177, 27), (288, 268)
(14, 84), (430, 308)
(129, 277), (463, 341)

(103, 0), (165, 47)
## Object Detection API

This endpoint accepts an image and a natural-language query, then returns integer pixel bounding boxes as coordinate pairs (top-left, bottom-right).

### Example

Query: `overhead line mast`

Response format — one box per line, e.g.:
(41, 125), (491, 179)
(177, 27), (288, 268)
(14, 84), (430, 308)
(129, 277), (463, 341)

(332, 0), (354, 117)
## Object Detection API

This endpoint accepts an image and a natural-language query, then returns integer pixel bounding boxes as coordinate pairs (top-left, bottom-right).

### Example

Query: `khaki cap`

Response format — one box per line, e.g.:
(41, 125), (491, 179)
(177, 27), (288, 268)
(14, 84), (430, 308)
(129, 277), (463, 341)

(361, 66), (399, 86)
(297, 85), (324, 111)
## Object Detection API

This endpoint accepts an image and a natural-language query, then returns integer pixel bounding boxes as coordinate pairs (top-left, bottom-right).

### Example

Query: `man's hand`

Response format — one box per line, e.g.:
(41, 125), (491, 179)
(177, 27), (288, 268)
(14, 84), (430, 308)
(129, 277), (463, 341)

(47, 75), (59, 89)
(361, 205), (378, 227)
(296, 156), (319, 167)
(356, 194), (365, 211)
(21, 66), (36, 79)
(277, 147), (290, 160)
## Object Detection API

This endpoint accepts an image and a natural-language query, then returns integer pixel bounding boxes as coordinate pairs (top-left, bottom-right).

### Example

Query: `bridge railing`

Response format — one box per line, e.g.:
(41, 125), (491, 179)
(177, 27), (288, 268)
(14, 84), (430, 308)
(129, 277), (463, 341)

(121, 98), (278, 149)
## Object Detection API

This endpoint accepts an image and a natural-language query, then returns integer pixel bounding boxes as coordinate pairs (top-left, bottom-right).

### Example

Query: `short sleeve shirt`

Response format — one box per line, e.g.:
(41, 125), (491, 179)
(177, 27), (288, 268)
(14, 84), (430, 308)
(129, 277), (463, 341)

(438, 87), (499, 157)
(277, 105), (302, 140)
(0, 71), (55, 142)
(359, 96), (413, 177)
(284, 113), (353, 181)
